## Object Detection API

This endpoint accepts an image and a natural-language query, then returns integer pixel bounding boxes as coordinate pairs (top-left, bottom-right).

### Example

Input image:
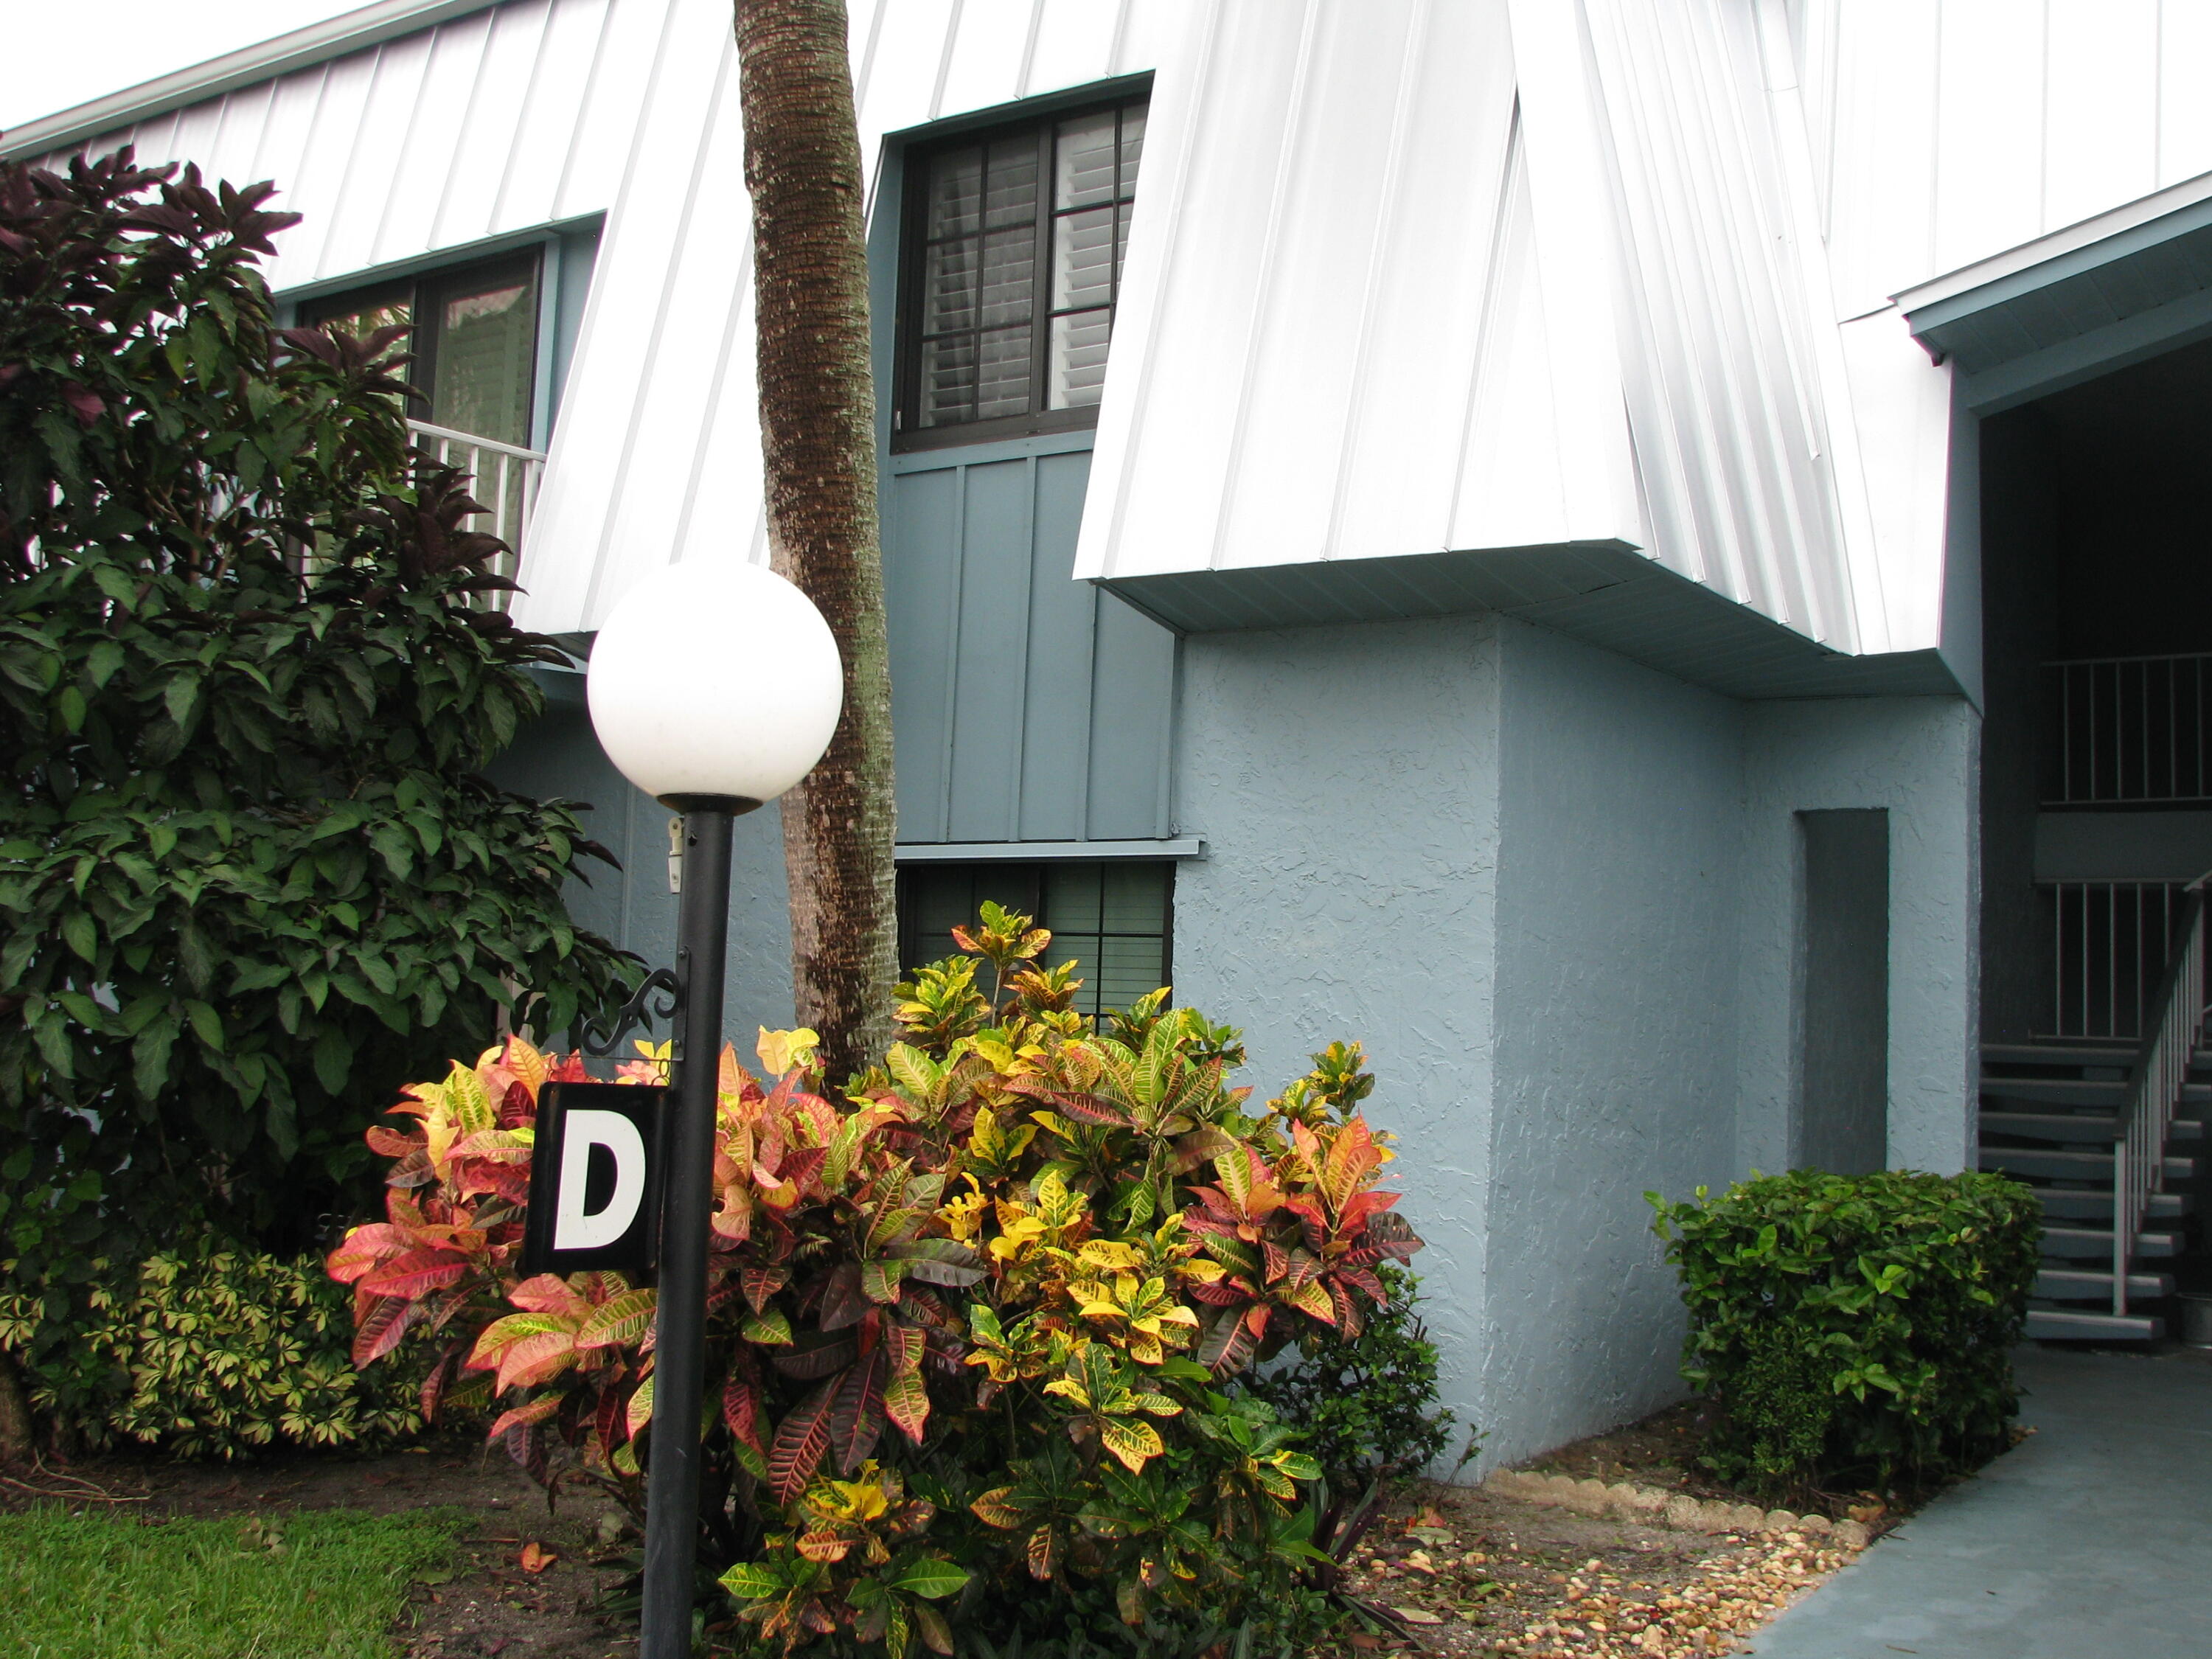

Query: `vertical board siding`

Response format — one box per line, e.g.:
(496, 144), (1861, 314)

(1020, 454), (1104, 841)
(890, 448), (1175, 846)
(945, 462), (1038, 844)
(1085, 591), (1177, 840)
(886, 469), (966, 843)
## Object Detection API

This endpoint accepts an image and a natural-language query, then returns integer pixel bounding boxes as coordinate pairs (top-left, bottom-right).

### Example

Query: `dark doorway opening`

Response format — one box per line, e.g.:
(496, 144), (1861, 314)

(1798, 809), (1890, 1175)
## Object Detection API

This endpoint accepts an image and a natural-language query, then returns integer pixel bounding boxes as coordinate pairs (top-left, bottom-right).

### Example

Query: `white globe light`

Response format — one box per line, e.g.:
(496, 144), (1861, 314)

(586, 560), (844, 809)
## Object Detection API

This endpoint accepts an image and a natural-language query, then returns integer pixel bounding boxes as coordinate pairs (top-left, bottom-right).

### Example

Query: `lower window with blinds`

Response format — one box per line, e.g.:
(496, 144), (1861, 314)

(897, 861), (1172, 1019)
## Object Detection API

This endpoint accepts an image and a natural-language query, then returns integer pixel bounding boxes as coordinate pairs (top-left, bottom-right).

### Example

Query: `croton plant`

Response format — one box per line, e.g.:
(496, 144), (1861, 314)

(330, 905), (1422, 1652)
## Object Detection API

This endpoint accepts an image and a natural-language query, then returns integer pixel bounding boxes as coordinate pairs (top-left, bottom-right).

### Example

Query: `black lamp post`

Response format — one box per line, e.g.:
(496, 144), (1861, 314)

(585, 560), (843, 1659)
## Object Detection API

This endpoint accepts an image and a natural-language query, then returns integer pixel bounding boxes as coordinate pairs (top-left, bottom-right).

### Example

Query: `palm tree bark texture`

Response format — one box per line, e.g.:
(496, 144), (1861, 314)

(734, 0), (899, 1078)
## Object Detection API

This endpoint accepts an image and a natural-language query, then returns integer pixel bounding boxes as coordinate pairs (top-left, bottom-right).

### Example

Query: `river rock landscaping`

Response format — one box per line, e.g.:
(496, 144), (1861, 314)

(1335, 1480), (1862, 1658)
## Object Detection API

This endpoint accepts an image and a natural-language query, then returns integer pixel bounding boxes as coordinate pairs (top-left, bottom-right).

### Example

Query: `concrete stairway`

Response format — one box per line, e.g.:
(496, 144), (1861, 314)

(1978, 1042), (2204, 1341)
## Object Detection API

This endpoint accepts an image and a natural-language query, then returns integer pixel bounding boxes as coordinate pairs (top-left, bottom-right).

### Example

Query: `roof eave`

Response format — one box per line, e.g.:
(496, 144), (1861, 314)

(0, 0), (503, 161)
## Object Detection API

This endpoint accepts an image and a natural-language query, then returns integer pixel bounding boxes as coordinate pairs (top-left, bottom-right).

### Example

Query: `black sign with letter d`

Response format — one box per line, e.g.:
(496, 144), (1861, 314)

(521, 1081), (666, 1275)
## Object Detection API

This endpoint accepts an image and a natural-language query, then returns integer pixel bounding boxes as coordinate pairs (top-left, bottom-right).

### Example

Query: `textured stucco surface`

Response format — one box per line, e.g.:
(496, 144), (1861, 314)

(1172, 614), (1980, 1471)
(488, 706), (797, 1050)
(1735, 698), (1980, 1179)
(493, 609), (1980, 1472)
(1170, 615), (1505, 1466)
(1481, 621), (1744, 1464)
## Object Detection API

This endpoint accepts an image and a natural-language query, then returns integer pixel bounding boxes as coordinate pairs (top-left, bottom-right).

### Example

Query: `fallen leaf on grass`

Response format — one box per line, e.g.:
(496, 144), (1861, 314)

(1394, 1607), (1444, 1625)
(519, 1540), (558, 1573)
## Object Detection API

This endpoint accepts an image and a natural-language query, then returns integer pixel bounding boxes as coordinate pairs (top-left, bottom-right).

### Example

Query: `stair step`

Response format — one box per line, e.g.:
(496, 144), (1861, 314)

(2035, 1189), (2193, 1220)
(1980, 1112), (2205, 1143)
(2034, 1267), (2177, 1300)
(2027, 1308), (2165, 1341)
(1981, 1079), (2212, 1107)
(2039, 1225), (2185, 1259)
(1981, 1079), (2127, 1106)
(1983, 1043), (2138, 1068)
(1980, 1147), (2199, 1180)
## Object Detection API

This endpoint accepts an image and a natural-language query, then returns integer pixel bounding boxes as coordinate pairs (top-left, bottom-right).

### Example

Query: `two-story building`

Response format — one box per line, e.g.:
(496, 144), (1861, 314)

(15, 0), (2212, 1465)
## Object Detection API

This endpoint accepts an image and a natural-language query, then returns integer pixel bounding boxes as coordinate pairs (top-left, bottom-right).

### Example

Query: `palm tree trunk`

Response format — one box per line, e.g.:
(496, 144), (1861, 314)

(733, 0), (898, 1079)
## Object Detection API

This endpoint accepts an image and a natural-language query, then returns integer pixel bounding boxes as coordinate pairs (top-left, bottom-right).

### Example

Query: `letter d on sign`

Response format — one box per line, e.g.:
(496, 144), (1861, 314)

(554, 1111), (647, 1250)
(522, 1081), (666, 1274)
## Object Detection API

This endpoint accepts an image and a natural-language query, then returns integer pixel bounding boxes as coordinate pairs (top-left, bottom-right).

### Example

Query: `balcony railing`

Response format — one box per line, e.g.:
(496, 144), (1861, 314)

(408, 420), (546, 611)
(2045, 880), (2190, 1041)
(2045, 652), (2212, 805)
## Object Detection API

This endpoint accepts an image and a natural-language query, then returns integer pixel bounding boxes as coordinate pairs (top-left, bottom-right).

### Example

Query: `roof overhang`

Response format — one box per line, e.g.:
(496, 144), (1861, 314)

(1895, 170), (2212, 413)
(0, 0), (501, 160)
(1096, 544), (1961, 703)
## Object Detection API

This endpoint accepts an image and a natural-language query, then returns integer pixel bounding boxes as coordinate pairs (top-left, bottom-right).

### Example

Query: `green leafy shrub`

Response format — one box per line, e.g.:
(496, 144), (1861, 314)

(0, 150), (635, 1436)
(334, 906), (1432, 1655)
(1648, 1169), (2039, 1500)
(1237, 1264), (1455, 1499)
(0, 1242), (425, 1458)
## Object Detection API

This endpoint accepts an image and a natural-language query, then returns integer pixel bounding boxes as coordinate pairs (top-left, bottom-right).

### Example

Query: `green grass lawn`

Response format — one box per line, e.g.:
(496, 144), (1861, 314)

(1, 1504), (467, 1658)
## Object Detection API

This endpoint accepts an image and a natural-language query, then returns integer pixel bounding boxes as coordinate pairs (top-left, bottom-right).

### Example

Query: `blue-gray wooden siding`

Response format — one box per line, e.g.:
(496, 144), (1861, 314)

(885, 431), (1178, 845)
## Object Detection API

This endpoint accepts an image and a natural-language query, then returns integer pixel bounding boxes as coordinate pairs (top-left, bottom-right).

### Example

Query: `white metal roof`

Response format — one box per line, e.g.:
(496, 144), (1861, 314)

(22, 0), (2212, 664)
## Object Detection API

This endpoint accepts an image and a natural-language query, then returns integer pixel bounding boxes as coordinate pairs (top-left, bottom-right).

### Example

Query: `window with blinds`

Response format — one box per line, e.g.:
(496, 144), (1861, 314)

(897, 94), (1147, 447)
(897, 861), (1172, 1020)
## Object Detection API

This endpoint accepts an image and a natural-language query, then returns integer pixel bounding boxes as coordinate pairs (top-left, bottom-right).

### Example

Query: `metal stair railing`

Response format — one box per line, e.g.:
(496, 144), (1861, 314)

(2113, 869), (2212, 1316)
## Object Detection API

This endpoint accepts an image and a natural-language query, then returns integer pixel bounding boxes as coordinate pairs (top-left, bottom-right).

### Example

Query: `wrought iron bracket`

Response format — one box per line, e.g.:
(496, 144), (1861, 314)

(580, 967), (683, 1058)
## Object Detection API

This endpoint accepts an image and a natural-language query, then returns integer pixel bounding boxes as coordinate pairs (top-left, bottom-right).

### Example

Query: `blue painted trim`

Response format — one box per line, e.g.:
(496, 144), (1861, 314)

(896, 838), (1205, 863)
(1906, 195), (2212, 337)
(272, 214), (607, 302)
(1959, 285), (2212, 413)
(881, 72), (1154, 146)
(524, 664), (588, 709)
(889, 429), (1098, 473)
(1097, 547), (1965, 702)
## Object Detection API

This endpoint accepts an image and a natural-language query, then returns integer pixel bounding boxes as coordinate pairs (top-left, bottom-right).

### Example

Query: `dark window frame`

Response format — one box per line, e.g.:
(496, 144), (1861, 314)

(895, 860), (1175, 1019)
(892, 92), (1147, 453)
(299, 248), (543, 447)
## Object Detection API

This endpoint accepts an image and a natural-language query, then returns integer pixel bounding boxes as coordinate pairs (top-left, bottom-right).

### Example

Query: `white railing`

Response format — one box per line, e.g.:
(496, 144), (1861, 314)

(2045, 653), (2212, 804)
(2045, 880), (2189, 1041)
(407, 420), (546, 611)
(2110, 874), (2210, 1317)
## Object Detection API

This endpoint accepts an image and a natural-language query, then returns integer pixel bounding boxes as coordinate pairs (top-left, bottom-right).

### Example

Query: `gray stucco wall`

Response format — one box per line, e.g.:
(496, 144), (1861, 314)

(487, 701), (798, 1053)
(1170, 612), (1980, 1471)
(1734, 698), (1980, 1179)
(492, 607), (1979, 1471)
(1169, 614), (1504, 1469)
(1481, 621), (1744, 1464)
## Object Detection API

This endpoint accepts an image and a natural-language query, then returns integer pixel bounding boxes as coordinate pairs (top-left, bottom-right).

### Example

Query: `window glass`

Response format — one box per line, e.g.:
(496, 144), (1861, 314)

(299, 253), (539, 449)
(306, 291), (412, 352)
(426, 271), (535, 448)
(904, 94), (1147, 438)
(897, 860), (1172, 1019)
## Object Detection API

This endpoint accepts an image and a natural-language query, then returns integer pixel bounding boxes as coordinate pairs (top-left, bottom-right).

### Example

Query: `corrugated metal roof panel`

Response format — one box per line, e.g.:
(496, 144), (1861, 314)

(1076, 0), (1941, 661)
(26, 0), (1987, 667)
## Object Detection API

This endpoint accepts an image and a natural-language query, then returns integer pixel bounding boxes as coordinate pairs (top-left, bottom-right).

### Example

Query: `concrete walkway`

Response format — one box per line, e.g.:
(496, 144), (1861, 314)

(1745, 1343), (2212, 1659)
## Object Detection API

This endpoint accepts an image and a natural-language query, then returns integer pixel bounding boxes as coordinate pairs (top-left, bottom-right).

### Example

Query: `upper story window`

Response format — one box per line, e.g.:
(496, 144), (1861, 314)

(300, 251), (540, 452)
(895, 94), (1147, 448)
